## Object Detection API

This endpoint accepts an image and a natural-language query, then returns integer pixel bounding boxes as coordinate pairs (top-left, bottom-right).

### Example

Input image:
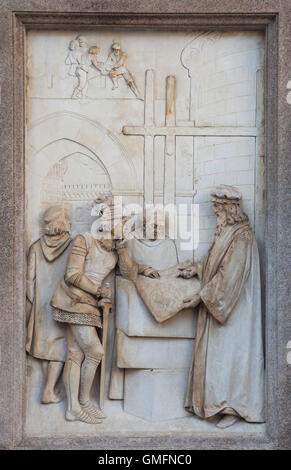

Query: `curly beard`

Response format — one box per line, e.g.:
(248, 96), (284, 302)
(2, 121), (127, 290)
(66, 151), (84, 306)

(214, 212), (227, 238)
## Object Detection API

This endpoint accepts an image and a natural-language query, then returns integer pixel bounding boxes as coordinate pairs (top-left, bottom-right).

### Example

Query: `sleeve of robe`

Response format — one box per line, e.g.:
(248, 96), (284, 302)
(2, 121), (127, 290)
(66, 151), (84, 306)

(25, 244), (36, 340)
(64, 235), (100, 296)
(116, 245), (139, 281)
(26, 244), (36, 304)
(200, 230), (252, 324)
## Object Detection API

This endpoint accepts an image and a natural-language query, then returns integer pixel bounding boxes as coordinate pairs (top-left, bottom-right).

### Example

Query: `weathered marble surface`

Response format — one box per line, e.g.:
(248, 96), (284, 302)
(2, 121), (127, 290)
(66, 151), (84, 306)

(24, 27), (266, 437)
(0, 0), (290, 451)
(117, 330), (194, 369)
(26, 354), (266, 439)
(124, 369), (191, 421)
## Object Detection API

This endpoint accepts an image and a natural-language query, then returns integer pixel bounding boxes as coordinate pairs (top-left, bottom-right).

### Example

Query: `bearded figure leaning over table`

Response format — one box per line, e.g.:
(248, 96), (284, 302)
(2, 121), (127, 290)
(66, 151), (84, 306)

(179, 185), (264, 429)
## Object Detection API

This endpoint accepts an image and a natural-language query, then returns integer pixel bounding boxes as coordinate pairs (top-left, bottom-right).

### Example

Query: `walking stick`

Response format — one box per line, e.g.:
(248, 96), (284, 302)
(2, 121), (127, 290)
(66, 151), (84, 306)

(99, 298), (112, 410)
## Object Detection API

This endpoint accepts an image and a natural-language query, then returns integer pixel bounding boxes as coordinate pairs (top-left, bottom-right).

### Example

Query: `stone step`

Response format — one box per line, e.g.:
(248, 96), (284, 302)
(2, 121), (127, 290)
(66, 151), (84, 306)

(116, 329), (194, 369)
(124, 368), (191, 421)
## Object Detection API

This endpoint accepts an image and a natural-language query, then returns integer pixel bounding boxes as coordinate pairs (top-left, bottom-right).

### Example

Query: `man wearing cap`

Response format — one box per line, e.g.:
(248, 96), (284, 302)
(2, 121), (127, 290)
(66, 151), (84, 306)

(71, 45), (103, 99)
(50, 199), (139, 424)
(26, 206), (72, 404)
(180, 185), (264, 428)
(104, 42), (142, 99)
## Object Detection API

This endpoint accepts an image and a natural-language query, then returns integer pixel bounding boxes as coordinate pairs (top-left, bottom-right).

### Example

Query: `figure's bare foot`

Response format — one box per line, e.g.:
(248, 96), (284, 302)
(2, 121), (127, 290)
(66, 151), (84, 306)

(65, 406), (102, 424)
(79, 400), (107, 419)
(216, 415), (240, 429)
(41, 390), (63, 404)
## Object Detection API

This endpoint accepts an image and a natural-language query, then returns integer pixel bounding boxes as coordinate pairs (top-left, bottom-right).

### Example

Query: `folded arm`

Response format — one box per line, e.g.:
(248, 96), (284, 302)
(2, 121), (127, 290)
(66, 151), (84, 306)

(116, 240), (139, 280)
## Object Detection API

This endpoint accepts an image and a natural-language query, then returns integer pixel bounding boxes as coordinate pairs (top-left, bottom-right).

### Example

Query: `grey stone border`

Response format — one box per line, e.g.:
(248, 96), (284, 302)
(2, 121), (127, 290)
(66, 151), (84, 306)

(0, 0), (290, 450)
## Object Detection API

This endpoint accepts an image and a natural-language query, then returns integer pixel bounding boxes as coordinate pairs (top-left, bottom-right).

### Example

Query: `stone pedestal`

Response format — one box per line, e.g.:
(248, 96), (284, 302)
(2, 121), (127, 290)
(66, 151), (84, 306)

(124, 369), (191, 421)
(116, 329), (194, 369)
(114, 275), (196, 419)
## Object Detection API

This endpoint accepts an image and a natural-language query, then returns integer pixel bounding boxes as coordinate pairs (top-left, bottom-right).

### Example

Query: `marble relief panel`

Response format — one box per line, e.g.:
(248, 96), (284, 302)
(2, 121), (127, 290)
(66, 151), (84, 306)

(25, 29), (266, 437)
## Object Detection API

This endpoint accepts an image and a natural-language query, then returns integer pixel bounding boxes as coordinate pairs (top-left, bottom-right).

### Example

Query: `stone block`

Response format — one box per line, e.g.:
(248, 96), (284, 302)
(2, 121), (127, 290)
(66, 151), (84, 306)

(116, 277), (197, 338)
(116, 330), (194, 369)
(124, 368), (190, 421)
(225, 157), (250, 172)
(204, 159), (225, 175)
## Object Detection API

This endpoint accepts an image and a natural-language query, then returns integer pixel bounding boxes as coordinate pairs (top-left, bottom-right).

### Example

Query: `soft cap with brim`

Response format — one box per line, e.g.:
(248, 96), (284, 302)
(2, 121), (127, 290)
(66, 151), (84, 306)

(211, 184), (241, 203)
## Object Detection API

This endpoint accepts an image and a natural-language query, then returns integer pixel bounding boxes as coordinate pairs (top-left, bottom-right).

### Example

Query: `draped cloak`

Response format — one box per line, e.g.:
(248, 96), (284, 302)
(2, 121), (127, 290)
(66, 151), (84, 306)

(185, 222), (264, 423)
(26, 234), (71, 362)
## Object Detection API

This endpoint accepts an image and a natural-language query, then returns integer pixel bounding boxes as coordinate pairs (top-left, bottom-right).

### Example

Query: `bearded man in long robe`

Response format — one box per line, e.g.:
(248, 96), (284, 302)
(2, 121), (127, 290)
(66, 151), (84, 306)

(180, 185), (264, 428)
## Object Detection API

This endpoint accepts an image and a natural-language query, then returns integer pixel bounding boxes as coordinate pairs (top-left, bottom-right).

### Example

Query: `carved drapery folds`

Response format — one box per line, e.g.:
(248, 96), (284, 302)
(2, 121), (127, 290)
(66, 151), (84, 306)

(25, 29), (265, 434)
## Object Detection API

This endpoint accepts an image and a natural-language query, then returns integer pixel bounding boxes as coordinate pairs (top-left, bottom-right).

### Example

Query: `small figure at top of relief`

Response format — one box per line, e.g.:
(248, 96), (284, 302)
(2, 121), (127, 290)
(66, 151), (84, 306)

(73, 48), (102, 99)
(65, 36), (90, 77)
(76, 35), (89, 55)
(65, 37), (142, 100)
(65, 39), (79, 77)
(104, 42), (143, 100)
(65, 35), (102, 99)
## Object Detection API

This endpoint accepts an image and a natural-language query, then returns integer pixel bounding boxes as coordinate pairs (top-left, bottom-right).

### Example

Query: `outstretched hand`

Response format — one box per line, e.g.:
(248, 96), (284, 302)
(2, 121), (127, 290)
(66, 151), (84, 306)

(183, 293), (201, 309)
(177, 260), (201, 279)
(177, 266), (197, 279)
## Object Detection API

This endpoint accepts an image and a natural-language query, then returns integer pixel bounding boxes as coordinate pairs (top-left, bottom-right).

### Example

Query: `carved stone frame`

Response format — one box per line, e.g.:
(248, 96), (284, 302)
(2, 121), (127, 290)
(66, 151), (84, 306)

(0, 0), (290, 450)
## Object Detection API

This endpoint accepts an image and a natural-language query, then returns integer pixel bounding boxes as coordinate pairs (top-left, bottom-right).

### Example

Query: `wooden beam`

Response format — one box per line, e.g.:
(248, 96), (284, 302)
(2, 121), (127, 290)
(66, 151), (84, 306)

(123, 125), (258, 137)
(164, 76), (176, 205)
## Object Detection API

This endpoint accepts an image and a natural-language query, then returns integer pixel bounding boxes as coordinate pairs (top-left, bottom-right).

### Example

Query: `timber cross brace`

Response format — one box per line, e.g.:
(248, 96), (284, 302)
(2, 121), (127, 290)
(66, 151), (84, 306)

(122, 69), (261, 206)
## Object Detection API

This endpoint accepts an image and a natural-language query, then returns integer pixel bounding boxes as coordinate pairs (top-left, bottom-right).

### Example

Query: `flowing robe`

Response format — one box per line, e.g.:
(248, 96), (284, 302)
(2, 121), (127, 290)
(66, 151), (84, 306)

(185, 222), (265, 422)
(26, 234), (72, 362)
